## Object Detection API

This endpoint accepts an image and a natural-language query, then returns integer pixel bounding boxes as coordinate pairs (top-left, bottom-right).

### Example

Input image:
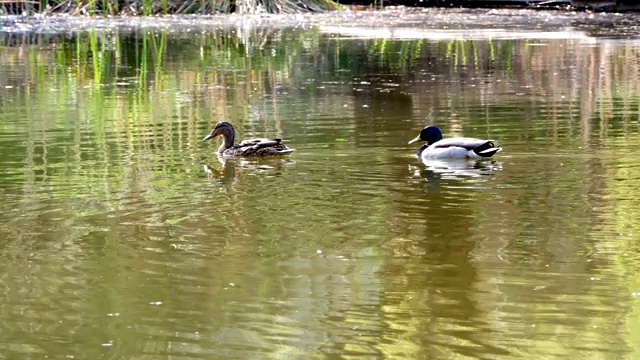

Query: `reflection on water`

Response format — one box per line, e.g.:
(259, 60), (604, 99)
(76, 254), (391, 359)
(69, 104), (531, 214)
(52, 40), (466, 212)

(409, 159), (503, 182)
(203, 156), (296, 185)
(2, 11), (640, 359)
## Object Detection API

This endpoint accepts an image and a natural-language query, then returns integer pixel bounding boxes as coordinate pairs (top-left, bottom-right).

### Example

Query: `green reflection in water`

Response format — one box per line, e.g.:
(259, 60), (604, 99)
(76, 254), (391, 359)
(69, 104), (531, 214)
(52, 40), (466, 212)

(1, 23), (640, 359)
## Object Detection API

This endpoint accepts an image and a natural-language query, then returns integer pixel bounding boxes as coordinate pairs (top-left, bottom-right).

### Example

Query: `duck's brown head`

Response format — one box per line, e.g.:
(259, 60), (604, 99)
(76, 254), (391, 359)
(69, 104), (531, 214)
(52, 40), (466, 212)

(203, 121), (234, 142)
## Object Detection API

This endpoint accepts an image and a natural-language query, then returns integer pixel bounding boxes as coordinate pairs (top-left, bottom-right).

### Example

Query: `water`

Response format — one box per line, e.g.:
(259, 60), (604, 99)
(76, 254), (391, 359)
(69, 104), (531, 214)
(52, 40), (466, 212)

(2, 9), (640, 359)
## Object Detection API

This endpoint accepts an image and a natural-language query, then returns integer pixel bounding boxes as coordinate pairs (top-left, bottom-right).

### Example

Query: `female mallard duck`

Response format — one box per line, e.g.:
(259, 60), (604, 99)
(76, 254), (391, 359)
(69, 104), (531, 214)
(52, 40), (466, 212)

(203, 121), (295, 157)
(408, 125), (502, 160)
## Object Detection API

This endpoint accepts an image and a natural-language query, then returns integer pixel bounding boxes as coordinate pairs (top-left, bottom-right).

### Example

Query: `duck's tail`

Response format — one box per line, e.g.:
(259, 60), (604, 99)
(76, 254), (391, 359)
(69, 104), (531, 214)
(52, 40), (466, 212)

(473, 142), (502, 158)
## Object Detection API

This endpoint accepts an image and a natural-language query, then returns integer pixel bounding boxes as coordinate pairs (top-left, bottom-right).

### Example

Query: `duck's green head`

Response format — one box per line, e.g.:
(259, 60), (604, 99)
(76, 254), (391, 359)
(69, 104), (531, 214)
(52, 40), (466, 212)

(408, 125), (443, 145)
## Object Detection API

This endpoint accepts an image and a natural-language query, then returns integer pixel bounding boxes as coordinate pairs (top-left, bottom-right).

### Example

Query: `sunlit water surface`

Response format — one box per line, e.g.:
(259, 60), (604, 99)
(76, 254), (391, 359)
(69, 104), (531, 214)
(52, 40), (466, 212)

(2, 9), (640, 359)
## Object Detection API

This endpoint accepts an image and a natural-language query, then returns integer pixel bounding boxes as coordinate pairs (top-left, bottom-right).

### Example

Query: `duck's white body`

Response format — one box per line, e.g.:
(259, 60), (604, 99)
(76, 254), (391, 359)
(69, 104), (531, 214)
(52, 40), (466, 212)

(409, 126), (502, 160)
(418, 137), (501, 160)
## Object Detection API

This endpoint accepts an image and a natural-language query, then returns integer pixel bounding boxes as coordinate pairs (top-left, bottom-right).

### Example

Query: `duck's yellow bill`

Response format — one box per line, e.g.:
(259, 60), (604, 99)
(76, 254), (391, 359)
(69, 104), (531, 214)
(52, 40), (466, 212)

(408, 135), (421, 145)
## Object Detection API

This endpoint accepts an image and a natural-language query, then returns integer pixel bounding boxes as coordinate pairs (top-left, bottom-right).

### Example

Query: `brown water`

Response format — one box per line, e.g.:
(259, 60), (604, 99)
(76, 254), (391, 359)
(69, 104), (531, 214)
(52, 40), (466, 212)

(2, 9), (640, 359)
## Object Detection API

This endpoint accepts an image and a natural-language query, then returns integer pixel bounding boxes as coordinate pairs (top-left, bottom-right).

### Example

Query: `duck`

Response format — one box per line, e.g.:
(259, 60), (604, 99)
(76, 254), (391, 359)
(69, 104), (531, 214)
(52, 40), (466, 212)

(408, 125), (502, 160)
(203, 121), (295, 157)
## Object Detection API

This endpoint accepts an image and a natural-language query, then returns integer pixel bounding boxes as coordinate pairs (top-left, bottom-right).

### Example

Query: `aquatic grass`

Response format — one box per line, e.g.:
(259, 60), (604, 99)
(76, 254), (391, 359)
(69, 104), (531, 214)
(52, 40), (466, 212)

(86, 0), (97, 15)
(139, 30), (149, 88)
(362, 38), (425, 71)
(0, 0), (340, 15)
(142, 0), (152, 15)
(90, 32), (101, 85)
(152, 31), (167, 84)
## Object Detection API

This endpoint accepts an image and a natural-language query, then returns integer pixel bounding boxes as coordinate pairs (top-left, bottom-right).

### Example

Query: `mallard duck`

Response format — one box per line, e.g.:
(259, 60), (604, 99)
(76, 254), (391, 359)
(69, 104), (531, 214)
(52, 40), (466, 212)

(203, 121), (295, 157)
(408, 125), (502, 160)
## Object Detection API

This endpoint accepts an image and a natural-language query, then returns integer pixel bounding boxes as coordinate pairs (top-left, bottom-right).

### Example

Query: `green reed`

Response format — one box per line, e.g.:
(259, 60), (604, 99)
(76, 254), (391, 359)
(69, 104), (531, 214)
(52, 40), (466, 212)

(0, 0), (340, 14)
(142, 0), (152, 15)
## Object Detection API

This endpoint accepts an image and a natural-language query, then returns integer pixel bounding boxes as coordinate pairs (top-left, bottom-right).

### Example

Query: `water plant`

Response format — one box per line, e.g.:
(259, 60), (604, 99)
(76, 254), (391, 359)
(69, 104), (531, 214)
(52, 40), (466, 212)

(0, 0), (341, 15)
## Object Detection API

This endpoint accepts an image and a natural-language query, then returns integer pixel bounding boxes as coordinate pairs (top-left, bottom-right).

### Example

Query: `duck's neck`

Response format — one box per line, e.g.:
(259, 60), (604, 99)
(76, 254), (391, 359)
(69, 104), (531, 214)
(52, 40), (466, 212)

(218, 128), (236, 153)
(416, 144), (429, 158)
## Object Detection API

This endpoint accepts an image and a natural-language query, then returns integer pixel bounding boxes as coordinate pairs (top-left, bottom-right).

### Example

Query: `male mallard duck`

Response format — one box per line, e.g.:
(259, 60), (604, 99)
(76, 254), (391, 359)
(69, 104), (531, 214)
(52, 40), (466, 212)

(203, 121), (294, 157)
(408, 125), (502, 160)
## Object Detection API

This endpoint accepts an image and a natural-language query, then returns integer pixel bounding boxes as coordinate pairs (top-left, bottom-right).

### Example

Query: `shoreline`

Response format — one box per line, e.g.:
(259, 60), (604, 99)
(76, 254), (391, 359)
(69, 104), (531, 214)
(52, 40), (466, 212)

(0, 0), (638, 17)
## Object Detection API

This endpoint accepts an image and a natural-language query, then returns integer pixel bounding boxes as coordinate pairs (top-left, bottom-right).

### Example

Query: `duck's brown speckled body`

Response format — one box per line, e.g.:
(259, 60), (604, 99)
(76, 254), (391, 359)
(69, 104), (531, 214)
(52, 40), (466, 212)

(203, 121), (295, 157)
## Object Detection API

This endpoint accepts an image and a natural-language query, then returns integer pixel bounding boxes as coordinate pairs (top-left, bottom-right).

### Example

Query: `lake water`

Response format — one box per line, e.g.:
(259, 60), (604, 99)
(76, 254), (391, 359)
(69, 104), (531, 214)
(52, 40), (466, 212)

(2, 8), (640, 359)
